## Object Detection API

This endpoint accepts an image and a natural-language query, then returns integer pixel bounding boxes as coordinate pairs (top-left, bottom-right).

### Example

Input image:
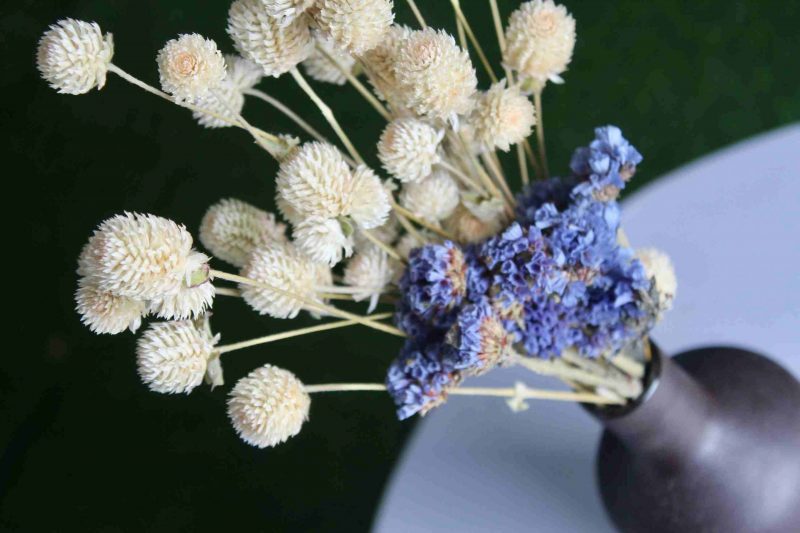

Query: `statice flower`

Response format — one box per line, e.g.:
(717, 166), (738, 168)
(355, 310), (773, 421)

(385, 340), (462, 420)
(447, 298), (512, 375)
(570, 125), (643, 201)
(515, 176), (575, 225)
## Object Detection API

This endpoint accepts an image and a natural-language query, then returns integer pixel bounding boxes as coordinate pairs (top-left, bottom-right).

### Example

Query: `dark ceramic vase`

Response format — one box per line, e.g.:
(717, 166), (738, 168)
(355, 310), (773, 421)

(589, 345), (800, 533)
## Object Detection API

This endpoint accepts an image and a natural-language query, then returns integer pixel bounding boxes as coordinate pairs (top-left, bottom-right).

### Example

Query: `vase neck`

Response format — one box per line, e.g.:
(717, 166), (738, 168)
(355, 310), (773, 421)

(596, 347), (717, 463)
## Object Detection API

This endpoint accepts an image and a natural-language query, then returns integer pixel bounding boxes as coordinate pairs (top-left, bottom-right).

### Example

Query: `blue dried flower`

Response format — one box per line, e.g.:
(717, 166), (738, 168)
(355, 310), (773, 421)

(570, 125), (643, 200)
(449, 298), (511, 375)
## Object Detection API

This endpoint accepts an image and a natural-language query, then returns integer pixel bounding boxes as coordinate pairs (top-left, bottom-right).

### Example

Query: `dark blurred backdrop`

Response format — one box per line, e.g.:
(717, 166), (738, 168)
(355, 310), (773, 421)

(2, 0), (798, 530)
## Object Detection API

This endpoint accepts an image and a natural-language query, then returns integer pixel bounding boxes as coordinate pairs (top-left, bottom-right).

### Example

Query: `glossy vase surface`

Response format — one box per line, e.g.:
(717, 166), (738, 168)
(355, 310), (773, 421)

(590, 345), (800, 533)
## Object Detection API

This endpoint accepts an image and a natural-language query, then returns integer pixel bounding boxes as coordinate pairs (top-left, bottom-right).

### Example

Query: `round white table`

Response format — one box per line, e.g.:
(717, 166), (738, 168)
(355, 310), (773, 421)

(374, 124), (800, 532)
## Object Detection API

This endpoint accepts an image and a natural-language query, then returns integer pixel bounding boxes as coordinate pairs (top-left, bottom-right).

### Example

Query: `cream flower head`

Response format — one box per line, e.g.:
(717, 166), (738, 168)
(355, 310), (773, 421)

(471, 80), (536, 152)
(636, 248), (677, 314)
(262, 0), (316, 26)
(157, 34), (226, 102)
(239, 242), (319, 318)
(394, 28), (477, 122)
(226, 53), (264, 90)
(191, 55), (263, 128)
(346, 166), (391, 229)
(362, 24), (411, 105)
(354, 213), (399, 251)
(445, 204), (504, 243)
(199, 198), (287, 267)
(148, 282), (216, 320)
(75, 278), (146, 334)
(81, 213), (208, 300)
(37, 19), (114, 95)
(276, 141), (355, 219)
(343, 246), (394, 312)
(292, 216), (354, 266)
(136, 320), (219, 394)
(227, 364), (310, 448)
(503, 0), (576, 87)
(378, 118), (443, 183)
(400, 170), (460, 223)
(313, 0), (394, 56)
(301, 32), (357, 85)
(228, 0), (313, 78)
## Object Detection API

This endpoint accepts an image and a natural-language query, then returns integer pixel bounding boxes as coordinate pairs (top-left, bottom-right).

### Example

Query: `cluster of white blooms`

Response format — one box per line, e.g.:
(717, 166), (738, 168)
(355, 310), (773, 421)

(37, 19), (114, 95)
(75, 213), (214, 334)
(136, 320), (220, 394)
(157, 34), (227, 102)
(636, 248), (677, 316)
(277, 142), (390, 265)
(504, 0), (576, 88)
(199, 198), (287, 267)
(192, 54), (263, 128)
(228, 364), (310, 448)
(301, 32), (357, 85)
(471, 80), (536, 152)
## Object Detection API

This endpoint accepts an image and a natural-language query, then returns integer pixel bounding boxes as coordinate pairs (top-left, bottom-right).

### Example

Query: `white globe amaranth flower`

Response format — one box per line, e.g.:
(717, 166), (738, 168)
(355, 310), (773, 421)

(445, 204), (504, 243)
(239, 242), (319, 318)
(378, 118), (443, 183)
(362, 24), (411, 105)
(261, 0), (316, 26)
(395, 231), (425, 260)
(354, 213), (399, 250)
(191, 54), (264, 128)
(227, 364), (310, 448)
(346, 166), (391, 229)
(37, 19), (114, 95)
(301, 32), (357, 85)
(471, 80), (536, 152)
(228, 0), (313, 78)
(75, 277), (146, 334)
(157, 34), (226, 102)
(394, 28), (477, 122)
(276, 141), (355, 219)
(81, 213), (208, 300)
(199, 198), (287, 267)
(148, 282), (216, 320)
(343, 246), (394, 312)
(136, 320), (219, 394)
(293, 216), (354, 267)
(226, 53), (264, 90)
(636, 248), (677, 314)
(313, 0), (394, 56)
(400, 170), (460, 223)
(503, 0), (576, 86)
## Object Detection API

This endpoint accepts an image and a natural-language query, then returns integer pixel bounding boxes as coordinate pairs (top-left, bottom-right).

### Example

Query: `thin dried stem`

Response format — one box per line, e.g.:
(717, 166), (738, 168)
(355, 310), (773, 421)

(243, 88), (330, 145)
(290, 68), (365, 165)
(361, 229), (405, 262)
(216, 313), (392, 354)
(522, 139), (543, 179)
(516, 144), (529, 185)
(437, 160), (487, 196)
(214, 286), (242, 297)
(314, 43), (391, 121)
(481, 153), (516, 206)
(534, 90), (549, 179)
(210, 269), (405, 337)
(449, 0), (499, 83)
(392, 200), (456, 241)
(405, 0), (427, 28)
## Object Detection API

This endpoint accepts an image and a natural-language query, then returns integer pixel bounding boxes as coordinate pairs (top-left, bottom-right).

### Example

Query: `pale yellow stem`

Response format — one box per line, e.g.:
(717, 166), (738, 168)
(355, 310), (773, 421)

(243, 88), (329, 145)
(290, 68), (365, 165)
(214, 286), (241, 297)
(516, 144), (530, 186)
(449, 0), (499, 83)
(392, 200), (456, 241)
(406, 0), (427, 28)
(437, 160), (487, 196)
(534, 90), (549, 179)
(216, 313), (392, 354)
(361, 229), (405, 262)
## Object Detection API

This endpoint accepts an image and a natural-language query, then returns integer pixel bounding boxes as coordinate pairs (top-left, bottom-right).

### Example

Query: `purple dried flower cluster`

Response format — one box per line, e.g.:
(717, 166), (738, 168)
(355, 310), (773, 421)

(387, 126), (654, 419)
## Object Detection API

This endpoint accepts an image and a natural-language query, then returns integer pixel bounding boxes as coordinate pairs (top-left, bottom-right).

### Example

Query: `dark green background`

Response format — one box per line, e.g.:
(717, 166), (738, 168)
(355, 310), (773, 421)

(2, 0), (798, 530)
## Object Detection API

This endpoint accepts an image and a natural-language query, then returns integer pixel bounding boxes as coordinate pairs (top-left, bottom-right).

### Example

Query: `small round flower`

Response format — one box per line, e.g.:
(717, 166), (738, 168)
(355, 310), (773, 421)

(199, 198), (287, 267)
(239, 242), (319, 318)
(399, 170), (460, 223)
(227, 0), (313, 77)
(227, 364), (310, 448)
(471, 80), (535, 152)
(343, 246), (394, 311)
(292, 216), (354, 266)
(261, 0), (316, 25)
(346, 166), (391, 229)
(157, 34), (226, 102)
(148, 282), (216, 320)
(37, 19), (114, 95)
(191, 82), (244, 128)
(450, 299), (512, 376)
(378, 118), (443, 183)
(636, 248), (677, 312)
(81, 213), (207, 300)
(225, 53), (264, 90)
(444, 204), (503, 243)
(313, 0), (394, 56)
(394, 29), (477, 122)
(75, 278), (146, 334)
(503, 0), (576, 86)
(136, 320), (219, 394)
(276, 141), (354, 219)
(362, 24), (412, 104)
(395, 232), (425, 260)
(353, 213), (399, 250)
(301, 32), (356, 85)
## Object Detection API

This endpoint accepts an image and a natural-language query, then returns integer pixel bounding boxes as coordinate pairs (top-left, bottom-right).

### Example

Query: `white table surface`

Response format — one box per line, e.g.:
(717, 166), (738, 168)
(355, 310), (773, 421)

(374, 124), (800, 533)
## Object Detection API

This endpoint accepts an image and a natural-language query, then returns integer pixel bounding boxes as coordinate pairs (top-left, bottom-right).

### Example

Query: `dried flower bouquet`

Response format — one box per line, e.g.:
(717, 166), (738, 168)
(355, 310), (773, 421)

(39, 0), (676, 448)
